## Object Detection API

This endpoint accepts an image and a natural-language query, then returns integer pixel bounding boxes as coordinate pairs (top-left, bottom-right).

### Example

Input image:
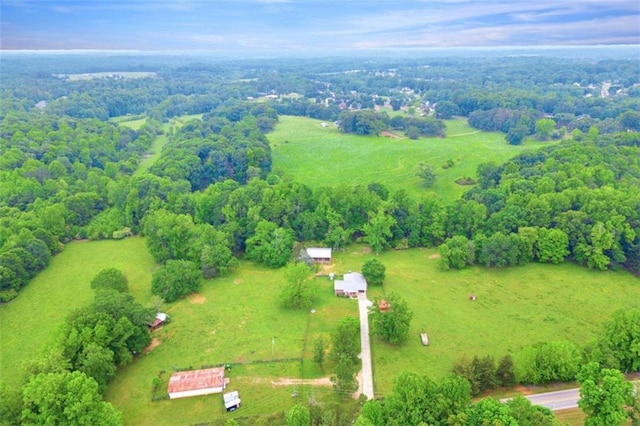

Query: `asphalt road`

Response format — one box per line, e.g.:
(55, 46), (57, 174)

(520, 388), (580, 411)
(501, 380), (639, 411)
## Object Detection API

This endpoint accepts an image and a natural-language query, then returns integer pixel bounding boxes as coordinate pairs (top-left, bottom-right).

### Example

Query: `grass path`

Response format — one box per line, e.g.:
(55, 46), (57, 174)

(115, 114), (204, 174)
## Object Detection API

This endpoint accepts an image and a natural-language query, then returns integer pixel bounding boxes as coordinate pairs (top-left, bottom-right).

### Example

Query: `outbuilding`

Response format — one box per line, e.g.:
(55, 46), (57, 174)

(306, 247), (332, 264)
(223, 391), (242, 412)
(148, 312), (168, 330)
(167, 367), (226, 399)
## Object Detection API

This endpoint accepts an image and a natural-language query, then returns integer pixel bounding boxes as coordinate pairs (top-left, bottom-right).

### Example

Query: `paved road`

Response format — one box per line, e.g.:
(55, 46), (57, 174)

(501, 380), (639, 411)
(357, 292), (374, 399)
(517, 388), (580, 411)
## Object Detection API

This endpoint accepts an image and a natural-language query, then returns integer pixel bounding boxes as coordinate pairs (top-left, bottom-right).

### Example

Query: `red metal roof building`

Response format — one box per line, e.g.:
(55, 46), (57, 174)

(167, 367), (226, 399)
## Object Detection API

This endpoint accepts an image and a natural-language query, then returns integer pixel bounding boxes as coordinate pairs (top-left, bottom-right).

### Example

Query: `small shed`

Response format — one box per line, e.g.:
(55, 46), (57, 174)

(306, 248), (332, 264)
(334, 272), (367, 297)
(378, 300), (390, 312)
(223, 391), (241, 412)
(148, 312), (168, 330)
(167, 367), (226, 399)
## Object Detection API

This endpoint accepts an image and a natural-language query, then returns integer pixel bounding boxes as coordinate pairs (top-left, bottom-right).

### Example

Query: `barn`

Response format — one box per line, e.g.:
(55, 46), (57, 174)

(167, 367), (226, 399)
(306, 247), (332, 264)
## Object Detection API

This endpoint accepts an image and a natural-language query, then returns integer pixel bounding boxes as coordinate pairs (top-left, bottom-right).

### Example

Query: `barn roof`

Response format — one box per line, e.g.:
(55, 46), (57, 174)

(168, 367), (225, 394)
(306, 247), (332, 259)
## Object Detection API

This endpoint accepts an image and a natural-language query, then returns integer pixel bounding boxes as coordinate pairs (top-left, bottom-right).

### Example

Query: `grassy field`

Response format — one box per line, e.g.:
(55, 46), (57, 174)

(0, 237), (157, 388)
(350, 248), (640, 394)
(269, 116), (554, 203)
(114, 114), (204, 173)
(2, 237), (638, 424)
(105, 259), (359, 425)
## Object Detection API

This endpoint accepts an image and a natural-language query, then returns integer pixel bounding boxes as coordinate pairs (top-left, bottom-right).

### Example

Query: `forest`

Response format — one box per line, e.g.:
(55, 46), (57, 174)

(0, 50), (639, 425)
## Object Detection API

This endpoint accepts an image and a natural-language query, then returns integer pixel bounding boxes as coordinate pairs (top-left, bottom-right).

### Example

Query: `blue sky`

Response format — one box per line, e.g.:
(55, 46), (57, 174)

(1, 0), (639, 52)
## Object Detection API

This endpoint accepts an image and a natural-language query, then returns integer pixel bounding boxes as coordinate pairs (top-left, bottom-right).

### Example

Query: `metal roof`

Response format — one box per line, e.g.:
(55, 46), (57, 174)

(334, 272), (367, 292)
(168, 367), (225, 394)
(306, 247), (332, 259)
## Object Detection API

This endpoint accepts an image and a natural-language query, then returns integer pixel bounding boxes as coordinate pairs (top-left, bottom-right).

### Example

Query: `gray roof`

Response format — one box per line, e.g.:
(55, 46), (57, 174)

(334, 272), (367, 292)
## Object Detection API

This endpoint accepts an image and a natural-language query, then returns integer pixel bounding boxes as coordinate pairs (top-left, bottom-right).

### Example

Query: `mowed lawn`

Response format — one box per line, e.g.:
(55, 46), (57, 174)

(270, 116), (554, 203)
(352, 248), (640, 394)
(0, 237), (157, 387)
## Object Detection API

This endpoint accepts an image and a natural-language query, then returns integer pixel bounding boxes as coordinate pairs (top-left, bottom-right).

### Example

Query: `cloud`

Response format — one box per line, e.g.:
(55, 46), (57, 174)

(1, 0), (638, 51)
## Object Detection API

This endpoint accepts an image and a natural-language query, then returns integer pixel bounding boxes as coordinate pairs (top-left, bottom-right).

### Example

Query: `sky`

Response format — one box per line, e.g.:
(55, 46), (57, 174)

(1, 0), (639, 53)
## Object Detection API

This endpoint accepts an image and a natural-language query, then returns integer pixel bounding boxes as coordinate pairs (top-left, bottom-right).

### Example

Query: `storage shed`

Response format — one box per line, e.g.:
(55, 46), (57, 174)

(223, 391), (242, 412)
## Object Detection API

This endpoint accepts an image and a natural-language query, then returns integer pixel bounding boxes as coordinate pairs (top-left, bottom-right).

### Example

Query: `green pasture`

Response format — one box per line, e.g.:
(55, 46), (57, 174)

(0, 237), (157, 388)
(353, 248), (640, 394)
(269, 116), (554, 203)
(3, 238), (638, 424)
(106, 260), (358, 425)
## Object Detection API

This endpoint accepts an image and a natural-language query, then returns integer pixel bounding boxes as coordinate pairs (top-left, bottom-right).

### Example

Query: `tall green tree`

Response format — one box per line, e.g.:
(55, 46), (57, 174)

(151, 259), (201, 302)
(279, 262), (316, 308)
(599, 309), (640, 373)
(439, 235), (475, 270)
(285, 404), (311, 426)
(362, 207), (396, 255)
(577, 362), (633, 426)
(245, 220), (294, 268)
(370, 292), (412, 345)
(90, 268), (128, 293)
(416, 162), (437, 187)
(21, 371), (122, 426)
(361, 258), (386, 286)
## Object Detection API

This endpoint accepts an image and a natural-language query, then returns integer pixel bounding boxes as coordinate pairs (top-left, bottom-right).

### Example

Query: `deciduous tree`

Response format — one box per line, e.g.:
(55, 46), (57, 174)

(279, 262), (316, 308)
(151, 259), (201, 302)
(577, 362), (633, 426)
(370, 292), (412, 345)
(21, 371), (122, 426)
(361, 258), (385, 286)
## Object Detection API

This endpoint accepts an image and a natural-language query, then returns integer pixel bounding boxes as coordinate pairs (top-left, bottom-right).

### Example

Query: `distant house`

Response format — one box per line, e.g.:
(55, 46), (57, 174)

(168, 367), (226, 399)
(306, 248), (332, 264)
(334, 272), (367, 297)
(148, 312), (168, 330)
(223, 390), (242, 412)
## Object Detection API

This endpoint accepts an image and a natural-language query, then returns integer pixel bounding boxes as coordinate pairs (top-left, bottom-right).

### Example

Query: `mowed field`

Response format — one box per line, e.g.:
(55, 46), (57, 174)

(2, 238), (639, 424)
(269, 116), (554, 203)
(352, 248), (640, 394)
(0, 237), (157, 387)
(106, 259), (358, 425)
